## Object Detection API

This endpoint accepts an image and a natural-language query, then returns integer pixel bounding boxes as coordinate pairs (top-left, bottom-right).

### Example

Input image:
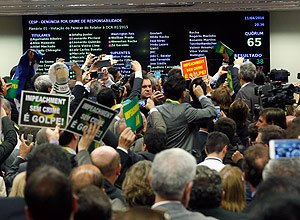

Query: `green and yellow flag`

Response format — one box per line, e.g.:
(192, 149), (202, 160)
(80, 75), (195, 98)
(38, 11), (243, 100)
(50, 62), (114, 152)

(227, 69), (234, 92)
(214, 41), (234, 57)
(5, 79), (19, 99)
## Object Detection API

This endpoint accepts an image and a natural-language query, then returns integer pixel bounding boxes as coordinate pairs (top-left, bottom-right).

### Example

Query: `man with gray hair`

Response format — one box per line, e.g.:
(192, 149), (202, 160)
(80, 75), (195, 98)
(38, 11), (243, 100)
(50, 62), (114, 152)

(263, 158), (300, 180)
(235, 61), (259, 120)
(34, 74), (52, 93)
(150, 148), (216, 220)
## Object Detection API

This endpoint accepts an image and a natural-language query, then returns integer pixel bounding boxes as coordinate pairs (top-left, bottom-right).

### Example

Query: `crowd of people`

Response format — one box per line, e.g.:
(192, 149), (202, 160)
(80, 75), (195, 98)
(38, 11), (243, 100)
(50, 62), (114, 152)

(0, 49), (299, 220)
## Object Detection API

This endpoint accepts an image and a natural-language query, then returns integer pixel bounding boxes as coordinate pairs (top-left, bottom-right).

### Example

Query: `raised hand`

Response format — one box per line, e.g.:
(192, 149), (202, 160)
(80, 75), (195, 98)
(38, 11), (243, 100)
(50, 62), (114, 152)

(131, 60), (142, 72)
(193, 84), (204, 98)
(46, 124), (60, 143)
(19, 134), (34, 159)
(84, 53), (96, 66)
(118, 127), (136, 150)
(78, 123), (100, 151)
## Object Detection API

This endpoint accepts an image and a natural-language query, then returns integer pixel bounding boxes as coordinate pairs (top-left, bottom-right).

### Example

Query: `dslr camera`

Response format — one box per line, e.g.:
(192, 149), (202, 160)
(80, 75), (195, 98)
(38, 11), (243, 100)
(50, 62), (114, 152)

(111, 75), (129, 99)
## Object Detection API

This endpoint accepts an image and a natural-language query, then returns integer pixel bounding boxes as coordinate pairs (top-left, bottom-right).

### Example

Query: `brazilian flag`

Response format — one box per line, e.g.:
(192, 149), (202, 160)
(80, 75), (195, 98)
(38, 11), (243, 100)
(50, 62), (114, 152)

(5, 79), (19, 99)
(214, 41), (234, 57)
(227, 69), (234, 92)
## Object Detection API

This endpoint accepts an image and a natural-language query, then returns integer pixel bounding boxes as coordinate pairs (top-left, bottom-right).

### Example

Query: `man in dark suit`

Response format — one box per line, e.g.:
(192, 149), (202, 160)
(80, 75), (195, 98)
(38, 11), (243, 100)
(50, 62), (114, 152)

(150, 148), (216, 220)
(112, 98), (166, 188)
(0, 76), (18, 168)
(90, 145), (126, 204)
(0, 104), (17, 167)
(234, 61), (259, 120)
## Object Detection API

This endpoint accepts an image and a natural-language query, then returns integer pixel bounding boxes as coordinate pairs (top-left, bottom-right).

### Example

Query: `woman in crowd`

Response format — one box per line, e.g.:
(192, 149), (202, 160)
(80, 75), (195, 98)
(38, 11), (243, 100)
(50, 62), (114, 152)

(219, 165), (246, 212)
(228, 99), (250, 149)
(122, 160), (155, 207)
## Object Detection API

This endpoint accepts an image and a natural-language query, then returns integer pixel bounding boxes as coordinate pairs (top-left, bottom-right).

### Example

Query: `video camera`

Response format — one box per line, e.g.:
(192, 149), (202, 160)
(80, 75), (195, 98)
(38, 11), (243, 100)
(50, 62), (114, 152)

(268, 69), (290, 83)
(255, 69), (295, 109)
(111, 75), (129, 99)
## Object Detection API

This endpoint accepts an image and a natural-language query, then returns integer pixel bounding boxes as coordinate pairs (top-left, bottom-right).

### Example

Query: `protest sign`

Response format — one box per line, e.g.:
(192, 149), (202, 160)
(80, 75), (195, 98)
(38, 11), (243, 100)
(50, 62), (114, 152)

(19, 91), (70, 128)
(66, 98), (117, 143)
(180, 57), (208, 80)
(214, 41), (234, 57)
(123, 96), (142, 132)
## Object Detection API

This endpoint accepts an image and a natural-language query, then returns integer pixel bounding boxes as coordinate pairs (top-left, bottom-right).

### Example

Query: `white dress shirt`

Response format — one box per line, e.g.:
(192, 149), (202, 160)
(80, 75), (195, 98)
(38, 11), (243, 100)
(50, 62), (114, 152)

(197, 156), (225, 172)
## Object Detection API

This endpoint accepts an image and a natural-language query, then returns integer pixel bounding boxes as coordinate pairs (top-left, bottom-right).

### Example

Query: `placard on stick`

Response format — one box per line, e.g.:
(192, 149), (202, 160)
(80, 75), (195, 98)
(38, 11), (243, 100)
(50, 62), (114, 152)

(180, 57), (208, 80)
(66, 98), (117, 143)
(123, 96), (142, 132)
(19, 91), (70, 128)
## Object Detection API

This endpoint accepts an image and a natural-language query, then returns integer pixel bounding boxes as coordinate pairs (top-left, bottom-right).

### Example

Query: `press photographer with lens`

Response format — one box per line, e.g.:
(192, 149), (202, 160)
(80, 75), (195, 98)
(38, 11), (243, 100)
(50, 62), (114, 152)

(111, 74), (130, 103)
(255, 69), (295, 112)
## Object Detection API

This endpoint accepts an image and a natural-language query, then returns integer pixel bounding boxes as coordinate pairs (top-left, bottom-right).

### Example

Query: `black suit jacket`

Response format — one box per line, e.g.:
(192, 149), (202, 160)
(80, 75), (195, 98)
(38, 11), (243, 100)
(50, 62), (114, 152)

(199, 207), (248, 220)
(64, 151), (78, 168)
(0, 117), (18, 167)
(0, 197), (26, 220)
(127, 77), (142, 100)
(70, 84), (89, 115)
(115, 149), (154, 188)
(103, 179), (126, 204)
(4, 157), (26, 191)
(6, 98), (19, 125)
(235, 82), (259, 120)
(196, 131), (209, 163)
(115, 148), (146, 188)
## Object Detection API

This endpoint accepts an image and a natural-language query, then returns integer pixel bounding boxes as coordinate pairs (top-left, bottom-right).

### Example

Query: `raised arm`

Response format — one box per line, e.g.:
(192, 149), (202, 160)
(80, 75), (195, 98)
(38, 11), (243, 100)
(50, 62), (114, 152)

(186, 85), (217, 123)
(127, 60), (143, 100)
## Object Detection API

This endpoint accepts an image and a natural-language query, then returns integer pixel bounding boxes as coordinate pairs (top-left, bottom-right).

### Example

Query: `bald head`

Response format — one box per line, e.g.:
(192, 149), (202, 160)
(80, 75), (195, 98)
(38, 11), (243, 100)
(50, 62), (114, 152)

(70, 164), (104, 192)
(91, 146), (120, 178)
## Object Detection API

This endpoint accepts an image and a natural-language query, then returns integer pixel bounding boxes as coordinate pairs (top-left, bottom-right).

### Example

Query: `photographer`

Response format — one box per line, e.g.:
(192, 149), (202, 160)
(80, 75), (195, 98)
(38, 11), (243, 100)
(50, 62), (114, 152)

(255, 69), (296, 116)
(108, 67), (122, 83)
(84, 54), (116, 88)
(110, 76), (129, 104)
(99, 67), (115, 88)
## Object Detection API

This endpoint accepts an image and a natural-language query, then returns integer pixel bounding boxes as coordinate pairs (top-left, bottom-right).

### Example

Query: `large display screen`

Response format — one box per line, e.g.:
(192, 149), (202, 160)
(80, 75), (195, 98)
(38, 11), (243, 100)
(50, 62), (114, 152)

(23, 12), (270, 78)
